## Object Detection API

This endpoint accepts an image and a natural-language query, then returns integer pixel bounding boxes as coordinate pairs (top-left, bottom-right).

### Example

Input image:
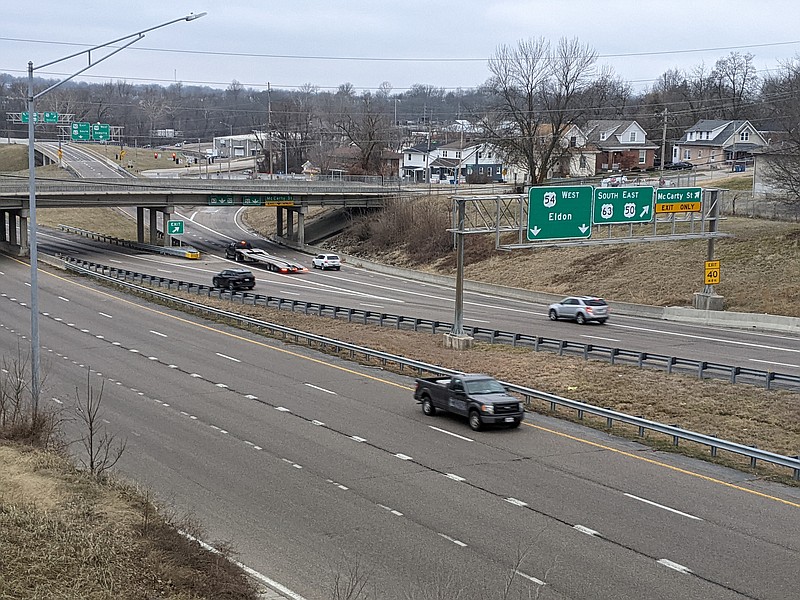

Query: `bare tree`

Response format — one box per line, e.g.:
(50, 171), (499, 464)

(74, 369), (126, 478)
(710, 52), (759, 120)
(480, 37), (597, 185)
(761, 56), (800, 206)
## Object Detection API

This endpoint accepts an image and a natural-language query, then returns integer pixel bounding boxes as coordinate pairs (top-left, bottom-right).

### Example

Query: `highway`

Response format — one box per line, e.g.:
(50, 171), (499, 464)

(1, 254), (798, 599)
(37, 211), (800, 381)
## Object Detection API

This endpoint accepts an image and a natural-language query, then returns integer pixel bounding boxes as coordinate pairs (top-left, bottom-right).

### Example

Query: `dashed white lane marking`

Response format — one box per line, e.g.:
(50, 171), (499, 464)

(190, 373), (203, 378)
(280, 290), (301, 296)
(377, 504), (404, 516)
(351, 436), (366, 442)
(150, 330), (168, 337)
(245, 394), (258, 400)
(580, 334), (619, 342)
(311, 420), (325, 426)
(275, 406), (291, 412)
(444, 473), (466, 482)
(98, 312), (113, 319)
(624, 493), (702, 520)
(58, 296), (69, 302)
(108, 259), (122, 264)
(51, 397), (62, 405)
(304, 383), (336, 395)
(359, 303), (384, 308)
(394, 453), (413, 461)
(23, 282), (31, 287)
(749, 358), (800, 369)
(428, 426), (473, 442)
(505, 497), (528, 507)
(129, 349), (140, 354)
(515, 570), (546, 585)
(657, 559), (692, 574)
(437, 533), (467, 547)
(215, 383), (229, 389)
(574, 525), (600, 537)
(465, 318), (491, 324)
(215, 352), (241, 362)
(156, 269), (173, 273)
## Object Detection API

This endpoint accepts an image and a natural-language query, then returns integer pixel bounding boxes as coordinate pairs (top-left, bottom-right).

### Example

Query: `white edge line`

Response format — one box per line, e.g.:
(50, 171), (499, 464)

(179, 531), (308, 599)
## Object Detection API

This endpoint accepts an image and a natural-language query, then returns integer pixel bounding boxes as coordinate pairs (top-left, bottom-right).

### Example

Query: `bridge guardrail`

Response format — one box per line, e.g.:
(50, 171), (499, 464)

(60, 256), (800, 392)
(58, 225), (200, 259)
(59, 257), (800, 481)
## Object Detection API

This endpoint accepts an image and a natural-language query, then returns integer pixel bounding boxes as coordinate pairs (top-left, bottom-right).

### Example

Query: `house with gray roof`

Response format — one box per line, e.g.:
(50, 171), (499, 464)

(584, 120), (658, 173)
(672, 120), (768, 170)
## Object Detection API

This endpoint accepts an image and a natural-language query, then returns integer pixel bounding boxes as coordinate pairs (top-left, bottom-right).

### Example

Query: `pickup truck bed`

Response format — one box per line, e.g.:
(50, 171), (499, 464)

(414, 373), (524, 431)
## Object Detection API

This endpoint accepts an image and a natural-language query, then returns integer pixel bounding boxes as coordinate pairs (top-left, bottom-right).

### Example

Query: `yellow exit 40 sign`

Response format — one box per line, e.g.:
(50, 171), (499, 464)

(704, 260), (720, 285)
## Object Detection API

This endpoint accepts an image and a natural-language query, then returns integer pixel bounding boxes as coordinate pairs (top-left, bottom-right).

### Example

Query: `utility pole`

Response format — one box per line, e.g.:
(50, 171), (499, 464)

(660, 107), (668, 178)
(267, 82), (273, 178)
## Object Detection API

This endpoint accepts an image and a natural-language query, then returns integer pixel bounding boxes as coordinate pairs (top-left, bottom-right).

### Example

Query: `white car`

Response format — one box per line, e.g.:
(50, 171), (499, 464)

(548, 296), (609, 324)
(311, 253), (341, 270)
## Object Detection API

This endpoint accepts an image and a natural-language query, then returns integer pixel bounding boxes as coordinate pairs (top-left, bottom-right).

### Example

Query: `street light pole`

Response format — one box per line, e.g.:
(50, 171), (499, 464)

(25, 11), (206, 410)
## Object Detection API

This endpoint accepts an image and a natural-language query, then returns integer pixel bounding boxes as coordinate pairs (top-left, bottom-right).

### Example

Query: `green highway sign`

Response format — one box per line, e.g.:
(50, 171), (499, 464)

(21, 112), (39, 123)
(70, 122), (90, 141)
(91, 123), (110, 141)
(242, 195), (264, 206)
(43, 111), (59, 123)
(209, 195), (235, 206)
(167, 220), (184, 235)
(527, 186), (593, 241)
(592, 186), (654, 224)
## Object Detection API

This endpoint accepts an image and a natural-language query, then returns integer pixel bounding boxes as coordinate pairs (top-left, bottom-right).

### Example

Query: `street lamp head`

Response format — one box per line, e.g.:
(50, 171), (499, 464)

(185, 12), (207, 21)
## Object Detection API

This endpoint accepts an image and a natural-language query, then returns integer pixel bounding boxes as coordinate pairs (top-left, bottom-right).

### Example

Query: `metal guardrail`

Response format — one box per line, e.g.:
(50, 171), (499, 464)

(60, 257), (800, 392)
(58, 225), (200, 259)
(60, 257), (800, 480)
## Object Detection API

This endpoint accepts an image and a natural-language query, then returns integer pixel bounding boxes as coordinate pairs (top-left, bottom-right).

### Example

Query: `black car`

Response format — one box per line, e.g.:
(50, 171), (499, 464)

(212, 268), (255, 291)
(225, 240), (253, 260)
(664, 161), (694, 170)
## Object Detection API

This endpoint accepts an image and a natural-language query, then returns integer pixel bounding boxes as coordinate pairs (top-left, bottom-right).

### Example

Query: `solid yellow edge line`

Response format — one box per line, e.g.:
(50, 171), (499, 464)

(21, 258), (800, 509)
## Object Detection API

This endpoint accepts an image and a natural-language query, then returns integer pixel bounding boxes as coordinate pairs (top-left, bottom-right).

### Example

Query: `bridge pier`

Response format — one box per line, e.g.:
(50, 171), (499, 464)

(275, 205), (307, 245)
(0, 209), (29, 256)
(137, 207), (145, 243)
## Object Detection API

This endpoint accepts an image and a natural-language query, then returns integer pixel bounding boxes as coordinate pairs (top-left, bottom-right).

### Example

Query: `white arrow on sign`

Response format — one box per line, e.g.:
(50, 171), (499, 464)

(640, 205), (650, 218)
(579, 224), (590, 233)
(529, 226), (541, 237)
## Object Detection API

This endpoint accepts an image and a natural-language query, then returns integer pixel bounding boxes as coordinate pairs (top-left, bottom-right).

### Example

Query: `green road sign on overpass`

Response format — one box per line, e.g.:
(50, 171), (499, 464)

(91, 123), (110, 141)
(71, 122), (90, 141)
(592, 186), (654, 224)
(167, 220), (184, 235)
(21, 112), (39, 123)
(527, 186), (593, 241)
(209, 195), (235, 206)
(242, 196), (264, 206)
(43, 111), (59, 123)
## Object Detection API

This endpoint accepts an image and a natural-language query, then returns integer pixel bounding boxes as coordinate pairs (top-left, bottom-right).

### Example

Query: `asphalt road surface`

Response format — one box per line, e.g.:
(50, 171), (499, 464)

(2, 254), (798, 599)
(38, 213), (800, 381)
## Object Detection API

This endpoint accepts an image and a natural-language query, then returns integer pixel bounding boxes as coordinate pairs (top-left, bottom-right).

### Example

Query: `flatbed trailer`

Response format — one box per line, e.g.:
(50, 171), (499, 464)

(230, 247), (308, 273)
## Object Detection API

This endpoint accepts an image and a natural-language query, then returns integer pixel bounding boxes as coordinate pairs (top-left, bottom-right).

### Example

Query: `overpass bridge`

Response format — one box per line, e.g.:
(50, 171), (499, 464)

(0, 177), (403, 255)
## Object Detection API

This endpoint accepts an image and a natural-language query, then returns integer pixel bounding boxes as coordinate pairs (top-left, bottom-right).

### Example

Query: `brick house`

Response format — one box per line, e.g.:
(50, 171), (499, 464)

(585, 120), (657, 172)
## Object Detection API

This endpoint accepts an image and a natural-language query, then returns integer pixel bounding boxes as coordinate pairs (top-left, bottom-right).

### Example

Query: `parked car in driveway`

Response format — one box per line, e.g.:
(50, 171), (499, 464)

(212, 268), (255, 291)
(311, 253), (341, 270)
(548, 296), (609, 324)
(664, 161), (694, 170)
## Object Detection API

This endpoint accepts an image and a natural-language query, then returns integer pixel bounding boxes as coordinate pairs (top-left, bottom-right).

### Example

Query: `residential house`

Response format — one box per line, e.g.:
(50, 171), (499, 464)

(673, 120), (768, 170)
(401, 139), (504, 183)
(585, 120), (658, 173)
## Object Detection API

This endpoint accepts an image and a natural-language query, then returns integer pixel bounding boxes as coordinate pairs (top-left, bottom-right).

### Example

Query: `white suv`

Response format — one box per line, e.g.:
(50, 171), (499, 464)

(311, 253), (341, 270)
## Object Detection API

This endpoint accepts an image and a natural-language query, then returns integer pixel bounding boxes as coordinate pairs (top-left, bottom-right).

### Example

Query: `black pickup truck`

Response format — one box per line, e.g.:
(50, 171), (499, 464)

(414, 373), (524, 431)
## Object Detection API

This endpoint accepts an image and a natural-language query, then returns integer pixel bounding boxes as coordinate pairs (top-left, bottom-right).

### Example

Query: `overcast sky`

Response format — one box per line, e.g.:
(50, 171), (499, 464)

(3, 0), (800, 96)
